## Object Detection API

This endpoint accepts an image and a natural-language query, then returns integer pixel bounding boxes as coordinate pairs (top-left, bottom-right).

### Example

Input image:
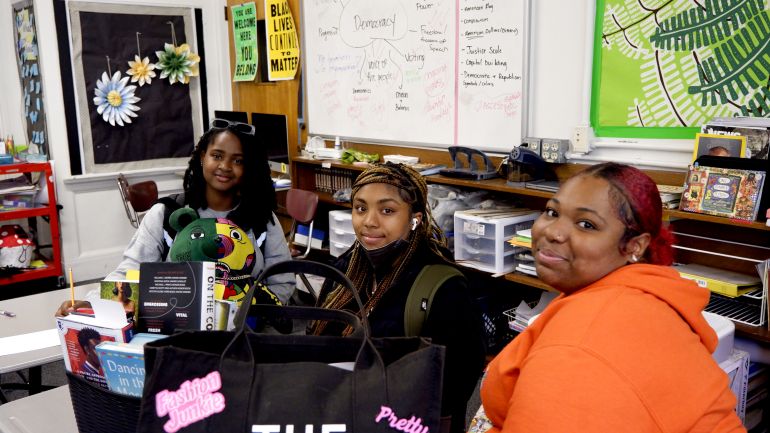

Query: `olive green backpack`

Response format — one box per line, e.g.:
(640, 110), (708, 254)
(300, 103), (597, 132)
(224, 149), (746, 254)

(404, 264), (465, 337)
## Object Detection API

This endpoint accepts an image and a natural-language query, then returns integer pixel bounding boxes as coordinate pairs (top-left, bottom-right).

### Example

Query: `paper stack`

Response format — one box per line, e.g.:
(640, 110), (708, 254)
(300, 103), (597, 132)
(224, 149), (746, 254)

(505, 291), (559, 333)
(657, 184), (684, 209)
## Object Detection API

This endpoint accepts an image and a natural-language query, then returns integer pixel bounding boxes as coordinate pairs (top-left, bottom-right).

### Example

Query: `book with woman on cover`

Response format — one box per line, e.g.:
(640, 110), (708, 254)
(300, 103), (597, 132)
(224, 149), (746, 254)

(100, 278), (139, 320)
(679, 165), (765, 221)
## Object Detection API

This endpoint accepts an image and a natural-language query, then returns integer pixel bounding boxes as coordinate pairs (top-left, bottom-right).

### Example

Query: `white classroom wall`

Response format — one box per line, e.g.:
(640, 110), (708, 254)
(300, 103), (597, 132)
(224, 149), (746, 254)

(0, 0), (689, 283)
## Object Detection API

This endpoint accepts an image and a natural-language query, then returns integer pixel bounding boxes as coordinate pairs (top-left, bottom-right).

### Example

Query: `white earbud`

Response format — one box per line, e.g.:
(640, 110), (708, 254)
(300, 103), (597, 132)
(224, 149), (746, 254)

(411, 217), (419, 231)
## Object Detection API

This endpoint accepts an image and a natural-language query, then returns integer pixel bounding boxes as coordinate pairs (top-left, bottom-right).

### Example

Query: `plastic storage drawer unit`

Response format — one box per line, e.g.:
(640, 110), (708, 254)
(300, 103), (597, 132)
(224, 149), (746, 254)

(329, 209), (355, 257)
(454, 209), (540, 274)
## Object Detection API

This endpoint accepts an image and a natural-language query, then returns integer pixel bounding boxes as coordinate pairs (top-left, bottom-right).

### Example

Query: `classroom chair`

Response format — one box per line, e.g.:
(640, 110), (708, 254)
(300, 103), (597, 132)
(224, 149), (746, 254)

(116, 173), (158, 228)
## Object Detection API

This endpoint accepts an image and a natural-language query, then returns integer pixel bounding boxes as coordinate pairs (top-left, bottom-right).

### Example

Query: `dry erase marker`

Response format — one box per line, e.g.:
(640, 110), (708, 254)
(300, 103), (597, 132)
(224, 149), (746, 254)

(0, 310), (16, 317)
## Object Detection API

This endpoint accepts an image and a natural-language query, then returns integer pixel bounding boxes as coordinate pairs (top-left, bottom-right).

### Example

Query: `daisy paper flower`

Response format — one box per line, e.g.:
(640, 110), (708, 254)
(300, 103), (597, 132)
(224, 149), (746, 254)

(92, 71), (141, 126)
(175, 44), (200, 84)
(155, 43), (196, 85)
(126, 55), (156, 86)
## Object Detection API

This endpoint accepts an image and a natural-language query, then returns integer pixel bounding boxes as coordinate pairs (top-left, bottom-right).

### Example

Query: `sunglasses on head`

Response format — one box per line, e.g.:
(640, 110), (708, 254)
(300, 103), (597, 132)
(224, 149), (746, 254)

(210, 118), (255, 136)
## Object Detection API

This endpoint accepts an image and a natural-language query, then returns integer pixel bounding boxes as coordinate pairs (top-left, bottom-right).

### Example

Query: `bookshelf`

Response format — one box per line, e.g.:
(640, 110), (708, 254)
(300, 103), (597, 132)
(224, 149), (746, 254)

(291, 155), (770, 342)
(0, 162), (63, 286)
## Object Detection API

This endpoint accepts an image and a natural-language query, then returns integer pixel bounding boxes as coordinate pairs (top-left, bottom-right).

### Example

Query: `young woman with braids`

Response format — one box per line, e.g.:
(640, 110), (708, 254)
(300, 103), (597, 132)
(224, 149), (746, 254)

(476, 163), (744, 433)
(56, 119), (294, 316)
(311, 162), (486, 433)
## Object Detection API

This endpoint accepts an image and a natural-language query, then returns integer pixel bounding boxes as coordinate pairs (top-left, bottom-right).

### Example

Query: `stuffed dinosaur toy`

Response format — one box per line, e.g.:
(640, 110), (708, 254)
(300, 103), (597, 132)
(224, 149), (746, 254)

(166, 208), (283, 308)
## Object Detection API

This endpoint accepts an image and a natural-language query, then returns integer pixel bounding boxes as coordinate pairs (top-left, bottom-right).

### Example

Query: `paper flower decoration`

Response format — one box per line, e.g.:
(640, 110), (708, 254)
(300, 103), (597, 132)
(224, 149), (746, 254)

(126, 55), (156, 86)
(155, 43), (197, 85)
(93, 71), (141, 126)
(176, 44), (200, 84)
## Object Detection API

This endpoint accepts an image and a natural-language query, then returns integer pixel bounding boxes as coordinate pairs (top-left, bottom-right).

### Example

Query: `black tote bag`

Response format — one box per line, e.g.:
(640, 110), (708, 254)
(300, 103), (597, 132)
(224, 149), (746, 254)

(137, 260), (445, 433)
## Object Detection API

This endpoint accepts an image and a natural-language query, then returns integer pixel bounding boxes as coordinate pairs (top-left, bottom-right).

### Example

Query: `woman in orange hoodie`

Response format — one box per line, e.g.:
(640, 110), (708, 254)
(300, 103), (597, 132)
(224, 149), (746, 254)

(476, 162), (745, 433)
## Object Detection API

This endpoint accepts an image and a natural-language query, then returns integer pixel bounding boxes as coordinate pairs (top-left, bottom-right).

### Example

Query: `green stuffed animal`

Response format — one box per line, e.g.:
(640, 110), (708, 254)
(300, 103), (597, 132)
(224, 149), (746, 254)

(167, 208), (283, 308)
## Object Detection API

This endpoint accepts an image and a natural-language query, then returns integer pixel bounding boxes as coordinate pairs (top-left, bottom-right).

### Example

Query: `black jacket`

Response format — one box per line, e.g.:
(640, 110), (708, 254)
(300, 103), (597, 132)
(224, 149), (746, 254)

(318, 242), (487, 433)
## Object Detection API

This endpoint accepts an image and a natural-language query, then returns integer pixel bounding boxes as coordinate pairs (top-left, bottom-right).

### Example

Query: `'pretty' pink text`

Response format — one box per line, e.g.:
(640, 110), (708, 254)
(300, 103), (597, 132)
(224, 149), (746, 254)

(155, 371), (226, 433)
(374, 406), (429, 433)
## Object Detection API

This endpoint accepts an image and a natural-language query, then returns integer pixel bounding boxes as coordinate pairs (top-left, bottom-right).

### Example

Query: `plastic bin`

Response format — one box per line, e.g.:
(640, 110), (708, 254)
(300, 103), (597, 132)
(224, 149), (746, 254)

(329, 209), (355, 257)
(454, 210), (539, 274)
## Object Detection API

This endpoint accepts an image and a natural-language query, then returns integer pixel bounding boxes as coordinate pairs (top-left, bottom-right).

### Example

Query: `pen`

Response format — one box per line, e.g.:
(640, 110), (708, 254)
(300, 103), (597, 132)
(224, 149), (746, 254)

(0, 310), (16, 317)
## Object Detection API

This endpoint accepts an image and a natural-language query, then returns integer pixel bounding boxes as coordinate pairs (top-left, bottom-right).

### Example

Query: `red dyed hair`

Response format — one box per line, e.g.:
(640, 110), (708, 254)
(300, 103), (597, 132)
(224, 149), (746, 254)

(578, 162), (675, 265)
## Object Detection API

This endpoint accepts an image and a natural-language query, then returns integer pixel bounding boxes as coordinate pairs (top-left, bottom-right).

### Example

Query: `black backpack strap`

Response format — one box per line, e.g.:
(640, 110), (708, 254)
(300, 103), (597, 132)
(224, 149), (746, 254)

(404, 264), (465, 337)
(156, 193), (185, 261)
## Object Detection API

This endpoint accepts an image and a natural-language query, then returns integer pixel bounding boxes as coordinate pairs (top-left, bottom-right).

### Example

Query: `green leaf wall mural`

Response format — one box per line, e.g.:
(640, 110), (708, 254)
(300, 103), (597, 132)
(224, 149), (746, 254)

(592, 0), (770, 139)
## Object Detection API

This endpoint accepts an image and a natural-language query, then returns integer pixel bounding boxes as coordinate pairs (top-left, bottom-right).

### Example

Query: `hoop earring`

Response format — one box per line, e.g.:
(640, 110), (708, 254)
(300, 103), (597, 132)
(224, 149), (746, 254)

(630, 254), (638, 263)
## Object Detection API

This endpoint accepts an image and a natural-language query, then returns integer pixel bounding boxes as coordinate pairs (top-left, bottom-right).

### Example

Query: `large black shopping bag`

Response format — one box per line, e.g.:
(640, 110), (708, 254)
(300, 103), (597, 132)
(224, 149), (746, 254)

(137, 260), (445, 433)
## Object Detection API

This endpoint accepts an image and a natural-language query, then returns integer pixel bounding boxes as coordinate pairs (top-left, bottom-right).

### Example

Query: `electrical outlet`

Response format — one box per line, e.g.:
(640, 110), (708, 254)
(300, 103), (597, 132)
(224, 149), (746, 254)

(572, 125), (594, 154)
(541, 139), (569, 163)
(521, 137), (542, 156)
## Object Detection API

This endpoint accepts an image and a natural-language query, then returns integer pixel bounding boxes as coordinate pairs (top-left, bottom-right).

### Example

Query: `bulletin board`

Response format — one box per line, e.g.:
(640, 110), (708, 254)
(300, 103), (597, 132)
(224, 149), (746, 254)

(592, 0), (770, 140)
(301, 0), (530, 153)
(12, 0), (48, 156)
(61, 2), (206, 174)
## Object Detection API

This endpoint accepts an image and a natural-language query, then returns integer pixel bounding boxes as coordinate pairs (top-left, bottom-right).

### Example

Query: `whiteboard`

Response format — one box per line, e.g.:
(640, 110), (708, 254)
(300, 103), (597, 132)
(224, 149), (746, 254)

(302, 0), (529, 153)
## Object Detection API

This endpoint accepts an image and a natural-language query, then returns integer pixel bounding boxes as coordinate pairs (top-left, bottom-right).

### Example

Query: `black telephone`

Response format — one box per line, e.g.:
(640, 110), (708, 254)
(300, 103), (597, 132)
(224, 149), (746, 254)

(504, 146), (555, 184)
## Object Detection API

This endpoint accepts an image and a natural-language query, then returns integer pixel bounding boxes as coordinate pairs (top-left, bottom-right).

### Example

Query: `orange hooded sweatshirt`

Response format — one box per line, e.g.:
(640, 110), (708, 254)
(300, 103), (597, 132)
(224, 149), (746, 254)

(481, 264), (745, 433)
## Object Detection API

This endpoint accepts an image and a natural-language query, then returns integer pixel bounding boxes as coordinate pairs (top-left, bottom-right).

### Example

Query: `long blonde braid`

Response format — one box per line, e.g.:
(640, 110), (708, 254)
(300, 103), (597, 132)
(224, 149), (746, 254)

(311, 162), (448, 335)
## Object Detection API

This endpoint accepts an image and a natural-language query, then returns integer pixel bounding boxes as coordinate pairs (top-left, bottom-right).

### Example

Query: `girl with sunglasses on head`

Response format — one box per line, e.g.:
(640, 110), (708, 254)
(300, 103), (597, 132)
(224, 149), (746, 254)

(310, 162), (487, 433)
(56, 119), (294, 316)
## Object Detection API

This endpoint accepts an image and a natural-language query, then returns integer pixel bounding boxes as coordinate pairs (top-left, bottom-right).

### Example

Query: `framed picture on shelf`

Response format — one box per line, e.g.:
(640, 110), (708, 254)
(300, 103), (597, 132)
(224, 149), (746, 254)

(692, 133), (747, 161)
(679, 165), (765, 222)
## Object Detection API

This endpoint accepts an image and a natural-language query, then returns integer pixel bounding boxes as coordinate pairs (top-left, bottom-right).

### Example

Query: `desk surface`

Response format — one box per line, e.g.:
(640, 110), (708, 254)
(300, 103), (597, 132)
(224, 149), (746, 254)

(0, 285), (95, 373)
(0, 386), (77, 433)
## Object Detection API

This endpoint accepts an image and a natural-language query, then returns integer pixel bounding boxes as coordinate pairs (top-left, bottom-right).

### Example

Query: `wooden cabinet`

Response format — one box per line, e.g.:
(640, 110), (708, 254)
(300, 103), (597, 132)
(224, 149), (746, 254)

(0, 162), (63, 286)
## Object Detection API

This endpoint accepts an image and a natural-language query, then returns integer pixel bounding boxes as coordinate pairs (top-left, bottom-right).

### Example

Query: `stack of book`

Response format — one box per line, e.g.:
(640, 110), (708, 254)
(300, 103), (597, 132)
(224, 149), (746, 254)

(314, 166), (356, 195)
(657, 184), (684, 209)
(95, 332), (166, 397)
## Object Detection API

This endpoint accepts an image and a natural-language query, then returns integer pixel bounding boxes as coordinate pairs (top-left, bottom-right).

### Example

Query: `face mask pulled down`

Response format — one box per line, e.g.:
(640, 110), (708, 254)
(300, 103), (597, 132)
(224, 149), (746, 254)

(361, 238), (409, 269)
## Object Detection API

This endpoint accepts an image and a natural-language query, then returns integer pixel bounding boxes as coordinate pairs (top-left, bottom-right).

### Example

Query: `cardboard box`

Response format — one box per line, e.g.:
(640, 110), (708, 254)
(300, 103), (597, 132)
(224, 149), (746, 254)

(720, 349), (750, 423)
(56, 299), (134, 389)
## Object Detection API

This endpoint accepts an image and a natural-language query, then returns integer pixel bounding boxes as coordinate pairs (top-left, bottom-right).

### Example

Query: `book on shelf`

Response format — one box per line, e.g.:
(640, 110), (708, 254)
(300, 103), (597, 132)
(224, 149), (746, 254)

(703, 119), (770, 160)
(137, 261), (216, 335)
(100, 277), (139, 320)
(679, 165), (765, 221)
(524, 180), (560, 193)
(674, 263), (761, 297)
(56, 299), (134, 389)
(95, 332), (166, 397)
